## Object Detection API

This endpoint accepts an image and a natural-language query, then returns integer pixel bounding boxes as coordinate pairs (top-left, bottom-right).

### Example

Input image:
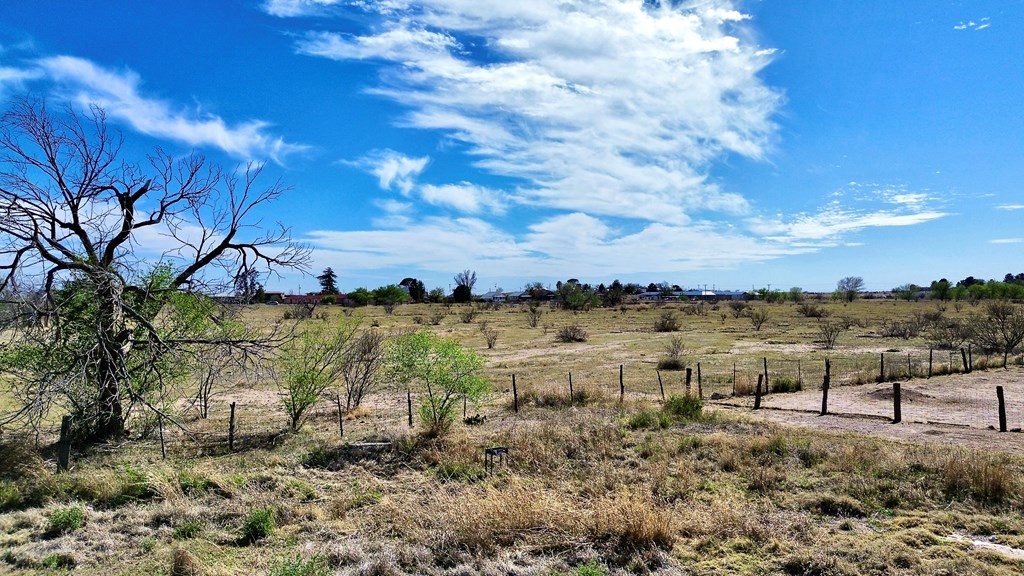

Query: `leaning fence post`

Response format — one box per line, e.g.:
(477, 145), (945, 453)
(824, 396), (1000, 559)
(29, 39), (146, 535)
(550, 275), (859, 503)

(407, 389), (413, 428)
(892, 382), (902, 424)
(657, 370), (665, 402)
(754, 374), (763, 410)
(820, 359), (830, 416)
(960, 348), (970, 374)
(228, 402), (236, 451)
(512, 374), (519, 413)
(997, 386), (1007, 432)
(57, 415), (72, 473)
(968, 344), (973, 372)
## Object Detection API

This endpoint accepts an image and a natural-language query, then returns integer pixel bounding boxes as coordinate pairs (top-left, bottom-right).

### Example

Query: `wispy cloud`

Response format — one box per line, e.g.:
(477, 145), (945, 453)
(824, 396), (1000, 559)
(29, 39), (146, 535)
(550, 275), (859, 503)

(996, 204), (1024, 211)
(262, 0), (344, 17)
(291, 0), (781, 223)
(35, 56), (308, 163)
(990, 238), (1023, 245)
(954, 17), (991, 31)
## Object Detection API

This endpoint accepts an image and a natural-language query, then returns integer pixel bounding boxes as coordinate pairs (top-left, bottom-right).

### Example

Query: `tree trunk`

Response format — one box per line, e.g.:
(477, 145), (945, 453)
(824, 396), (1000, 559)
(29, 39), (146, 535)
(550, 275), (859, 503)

(92, 275), (128, 441)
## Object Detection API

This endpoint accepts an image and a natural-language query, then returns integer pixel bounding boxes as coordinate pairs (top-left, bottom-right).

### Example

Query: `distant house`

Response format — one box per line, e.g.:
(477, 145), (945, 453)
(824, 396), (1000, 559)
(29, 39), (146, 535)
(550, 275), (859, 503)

(263, 291), (286, 302)
(283, 293), (322, 305)
(638, 291), (662, 301)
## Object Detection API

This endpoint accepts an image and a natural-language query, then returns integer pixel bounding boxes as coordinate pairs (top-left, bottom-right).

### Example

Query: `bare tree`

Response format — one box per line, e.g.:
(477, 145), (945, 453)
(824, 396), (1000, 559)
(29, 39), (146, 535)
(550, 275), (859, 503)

(454, 269), (477, 291)
(340, 329), (387, 409)
(970, 301), (1024, 368)
(0, 98), (309, 441)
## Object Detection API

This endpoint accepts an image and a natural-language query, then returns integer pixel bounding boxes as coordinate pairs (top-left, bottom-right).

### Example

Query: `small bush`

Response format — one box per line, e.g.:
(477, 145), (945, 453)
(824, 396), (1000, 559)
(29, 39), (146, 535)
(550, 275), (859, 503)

(656, 357), (684, 371)
(241, 507), (276, 542)
(484, 328), (498, 349)
(557, 323), (588, 342)
(41, 553), (76, 569)
(809, 494), (868, 518)
(48, 505), (85, 533)
(653, 311), (680, 332)
(459, 307), (478, 323)
(797, 302), (827, 318)
(771, 377), (802, 393)
(663, 395), (703, 421)
(748, 308), (769, 330)
(173, 518), (204, 539)
(429, 309), (446, 325)
(269, 554), (331, 576)
(575, 560), (607, 576)
(627, 409), (670, 430)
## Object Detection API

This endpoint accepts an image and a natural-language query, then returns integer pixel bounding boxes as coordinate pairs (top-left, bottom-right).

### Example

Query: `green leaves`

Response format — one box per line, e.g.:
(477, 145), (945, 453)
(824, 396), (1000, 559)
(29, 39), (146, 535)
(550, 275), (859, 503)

(385, 331), (489, 436)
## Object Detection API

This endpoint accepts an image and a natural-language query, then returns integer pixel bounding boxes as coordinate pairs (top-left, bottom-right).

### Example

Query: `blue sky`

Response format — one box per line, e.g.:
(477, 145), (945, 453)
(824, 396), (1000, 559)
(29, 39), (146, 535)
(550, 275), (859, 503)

(1, 1), (1021, 294)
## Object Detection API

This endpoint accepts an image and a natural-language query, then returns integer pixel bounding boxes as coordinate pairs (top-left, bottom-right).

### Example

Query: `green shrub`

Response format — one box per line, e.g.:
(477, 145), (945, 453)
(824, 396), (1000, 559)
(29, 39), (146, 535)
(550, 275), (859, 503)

(140, 537), (157, 553)
(241, 507), (275, 542)
(41, 553), (75, 569)
(556, 323), (588, 342)
(173, 518), (204, 539)
(770, 377), (802, 393)
(663, 395), (703, 421)
(48, 505), (85, 533)
(178, 471), (211, 495)
(627, 409), (670, 430)
(576, 560), (607, 576)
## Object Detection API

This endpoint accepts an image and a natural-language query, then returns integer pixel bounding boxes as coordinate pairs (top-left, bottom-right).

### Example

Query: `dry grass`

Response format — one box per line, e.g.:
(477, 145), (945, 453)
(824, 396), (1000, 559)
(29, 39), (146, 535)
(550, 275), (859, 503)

(3, 301), (1024, 574)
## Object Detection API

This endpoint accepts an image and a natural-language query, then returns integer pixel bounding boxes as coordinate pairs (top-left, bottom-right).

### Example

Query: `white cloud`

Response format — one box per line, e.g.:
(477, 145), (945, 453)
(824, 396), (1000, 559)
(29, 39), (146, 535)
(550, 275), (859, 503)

(293, 0), (781, 223)
(954, 17), (991, 31)
(996, 204), (1024, 211)
(262, 0), (343, 17)
(419, 182), (507, 214)
(36, 56), (308, 163)
(748, 208), (947, 243)
(350, 149), (429, 195)
(990, 238), (1023, 245)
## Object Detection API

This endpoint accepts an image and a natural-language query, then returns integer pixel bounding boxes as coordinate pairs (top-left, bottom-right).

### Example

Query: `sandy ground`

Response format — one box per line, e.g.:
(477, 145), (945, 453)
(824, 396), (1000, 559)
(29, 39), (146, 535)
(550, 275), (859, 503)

(713, 365), (1024, 454)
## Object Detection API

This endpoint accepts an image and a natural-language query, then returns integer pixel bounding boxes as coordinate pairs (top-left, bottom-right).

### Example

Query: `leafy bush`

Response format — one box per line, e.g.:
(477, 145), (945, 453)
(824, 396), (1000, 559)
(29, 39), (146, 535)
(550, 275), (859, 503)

(575, 560), (607, 576)
(748, 308), (769, 331)
(556, 323), (588, 342)
(797, 302), (827, 318)
(663, 395), (703, 421)
(48, 505), (85, 533)
(241, 507), (275, 542)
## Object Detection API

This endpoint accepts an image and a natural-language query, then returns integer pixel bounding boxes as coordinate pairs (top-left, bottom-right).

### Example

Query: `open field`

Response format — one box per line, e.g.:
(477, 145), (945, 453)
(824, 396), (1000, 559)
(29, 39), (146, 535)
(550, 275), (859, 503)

(2, 299), (1024, 575)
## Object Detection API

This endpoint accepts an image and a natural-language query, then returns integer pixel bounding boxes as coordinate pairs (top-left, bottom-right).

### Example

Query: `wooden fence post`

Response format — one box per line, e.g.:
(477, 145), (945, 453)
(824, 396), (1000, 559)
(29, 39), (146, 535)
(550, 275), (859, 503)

(997, 386), (1007, 432)
(960, 348), (969, 374)
(228, 402), (236, 451)
(657, 370), (665, 402)
(892, 382), (902, 424)
(619, 364), (624, 403)
(685, 368), (692, 397)
(968, 344), (973, 372)
(697, 363), (703, 399)
(797, 359), (802, 387)
(928, 347), (933, 379)
(763, 357), (769, 393)
(820, 359), (830, 416)
(753, 374), (763, 409)
(57, 415), (72, 473)
(335, 393), (344, 438)
(513, 374), (519, 413)
(568, 372), (574, 406)
(158, 413), (167, 460)
(879, 352), (885, 382)
(407, 389), (413, 428)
